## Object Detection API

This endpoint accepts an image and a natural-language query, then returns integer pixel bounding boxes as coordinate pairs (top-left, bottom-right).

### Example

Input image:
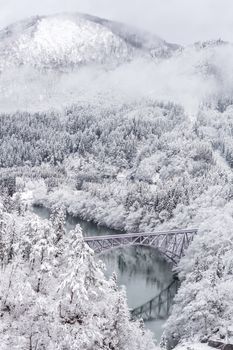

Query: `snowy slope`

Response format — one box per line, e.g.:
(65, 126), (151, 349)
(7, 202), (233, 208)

(81, 13), (180, 56)
(0, 13), (179, 71)
(0, 14), (232, 114)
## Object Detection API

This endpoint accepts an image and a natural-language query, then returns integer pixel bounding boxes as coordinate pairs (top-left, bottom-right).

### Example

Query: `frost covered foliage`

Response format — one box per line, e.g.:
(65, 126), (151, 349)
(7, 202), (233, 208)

(0, 13), (178, 75)
(1, 13), (233, 349)
(19, 98), (232, 232)
(162, 203), (233, 349)
(0, 14), (132, 71)
(0, 203), (155, 350)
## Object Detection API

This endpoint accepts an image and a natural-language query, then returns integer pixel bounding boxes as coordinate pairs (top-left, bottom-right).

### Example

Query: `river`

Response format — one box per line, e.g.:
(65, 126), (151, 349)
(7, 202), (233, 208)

(33, 205), (174, 341)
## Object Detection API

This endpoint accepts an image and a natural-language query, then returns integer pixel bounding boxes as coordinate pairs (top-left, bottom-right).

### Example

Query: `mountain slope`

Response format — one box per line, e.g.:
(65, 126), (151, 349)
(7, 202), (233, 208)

(0, 13), (179, 71)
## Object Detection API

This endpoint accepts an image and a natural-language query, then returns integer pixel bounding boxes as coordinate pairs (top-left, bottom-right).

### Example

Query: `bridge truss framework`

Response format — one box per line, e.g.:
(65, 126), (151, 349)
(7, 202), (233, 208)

(84, 228), (197, 321)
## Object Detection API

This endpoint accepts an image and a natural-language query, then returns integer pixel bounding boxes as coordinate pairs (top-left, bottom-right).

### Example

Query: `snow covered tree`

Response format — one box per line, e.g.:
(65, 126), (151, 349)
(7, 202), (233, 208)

(0, 204), (156, 350)
(50, 204), (66, 244)
(162, 205), (233, 348)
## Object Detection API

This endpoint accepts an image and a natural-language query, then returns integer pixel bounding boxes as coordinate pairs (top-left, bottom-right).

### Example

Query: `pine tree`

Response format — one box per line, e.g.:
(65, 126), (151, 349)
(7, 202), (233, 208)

(0, 203), (156, 350)
(50, 204), (66, 244)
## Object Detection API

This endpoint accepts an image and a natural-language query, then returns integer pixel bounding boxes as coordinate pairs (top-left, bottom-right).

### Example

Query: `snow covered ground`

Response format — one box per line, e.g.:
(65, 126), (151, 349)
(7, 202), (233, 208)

(1, 12), (233, 350)
(175, 343), (211, 350)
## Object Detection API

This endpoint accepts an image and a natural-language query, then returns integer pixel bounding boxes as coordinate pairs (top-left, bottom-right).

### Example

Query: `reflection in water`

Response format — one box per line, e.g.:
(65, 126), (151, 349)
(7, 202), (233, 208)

(33, 205), (174, 340)
(102, 247), (174, 340)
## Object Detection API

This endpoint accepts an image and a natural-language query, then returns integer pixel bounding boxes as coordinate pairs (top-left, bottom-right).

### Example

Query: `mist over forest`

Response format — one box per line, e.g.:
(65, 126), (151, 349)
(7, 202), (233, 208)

(0, 11), (233, 350)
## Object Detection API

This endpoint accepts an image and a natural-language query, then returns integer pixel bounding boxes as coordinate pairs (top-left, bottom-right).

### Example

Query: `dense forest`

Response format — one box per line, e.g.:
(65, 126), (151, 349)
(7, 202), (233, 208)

(1, 96), (233, 347)
(1, 97), (233, 233)
(1, 12), (233, 350)
(0, 196), (156, 349)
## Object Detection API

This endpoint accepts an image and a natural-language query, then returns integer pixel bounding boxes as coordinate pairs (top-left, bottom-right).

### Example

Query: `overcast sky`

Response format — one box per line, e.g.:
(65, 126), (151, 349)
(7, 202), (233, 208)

(0, 0), (232, 45)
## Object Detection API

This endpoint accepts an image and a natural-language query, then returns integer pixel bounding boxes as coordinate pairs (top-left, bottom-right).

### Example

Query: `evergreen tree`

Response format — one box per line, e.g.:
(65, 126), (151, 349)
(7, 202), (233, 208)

(0, 205), (156, 350)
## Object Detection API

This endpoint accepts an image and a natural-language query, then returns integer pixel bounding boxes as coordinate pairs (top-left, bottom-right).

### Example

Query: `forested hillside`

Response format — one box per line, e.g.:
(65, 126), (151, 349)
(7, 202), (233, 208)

(1, 97), (233, 233)
(0, 12), (233, 350)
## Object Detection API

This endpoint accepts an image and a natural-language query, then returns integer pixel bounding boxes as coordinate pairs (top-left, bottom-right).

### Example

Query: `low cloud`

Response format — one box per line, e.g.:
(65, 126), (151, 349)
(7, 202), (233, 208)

(1, 42), (233, 114)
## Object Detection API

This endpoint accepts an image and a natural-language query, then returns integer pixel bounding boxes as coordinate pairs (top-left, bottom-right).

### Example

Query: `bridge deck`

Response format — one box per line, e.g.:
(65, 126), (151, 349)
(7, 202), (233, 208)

(84, 228), (198, 242)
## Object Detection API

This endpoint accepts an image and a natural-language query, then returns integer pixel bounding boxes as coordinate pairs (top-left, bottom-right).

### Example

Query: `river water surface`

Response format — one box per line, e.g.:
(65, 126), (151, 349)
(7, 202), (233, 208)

(33, 206), (174, 341)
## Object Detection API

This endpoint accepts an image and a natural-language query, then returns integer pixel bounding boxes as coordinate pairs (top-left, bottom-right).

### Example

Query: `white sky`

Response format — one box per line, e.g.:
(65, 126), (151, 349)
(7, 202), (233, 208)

(0, 0), (232, 45)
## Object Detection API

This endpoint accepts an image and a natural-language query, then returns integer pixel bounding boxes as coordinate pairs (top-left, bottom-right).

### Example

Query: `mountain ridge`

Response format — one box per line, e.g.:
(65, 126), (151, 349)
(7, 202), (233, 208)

(0, 13), (180, 71)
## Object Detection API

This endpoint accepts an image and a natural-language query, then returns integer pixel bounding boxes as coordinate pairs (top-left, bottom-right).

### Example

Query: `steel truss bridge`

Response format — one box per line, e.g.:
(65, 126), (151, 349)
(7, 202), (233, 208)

(84, 228), (197, 321)
(84, 228), (197, 265)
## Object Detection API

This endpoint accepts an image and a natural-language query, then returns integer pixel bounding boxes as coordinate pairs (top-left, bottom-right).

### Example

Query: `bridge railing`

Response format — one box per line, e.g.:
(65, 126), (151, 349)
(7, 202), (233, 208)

(84, 228), (198, 264)
(84, 228), (198, 242)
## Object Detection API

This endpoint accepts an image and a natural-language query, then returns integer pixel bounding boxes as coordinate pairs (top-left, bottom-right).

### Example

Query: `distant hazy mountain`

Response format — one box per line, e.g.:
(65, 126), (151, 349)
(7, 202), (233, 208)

(0, 13), (180, 71)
